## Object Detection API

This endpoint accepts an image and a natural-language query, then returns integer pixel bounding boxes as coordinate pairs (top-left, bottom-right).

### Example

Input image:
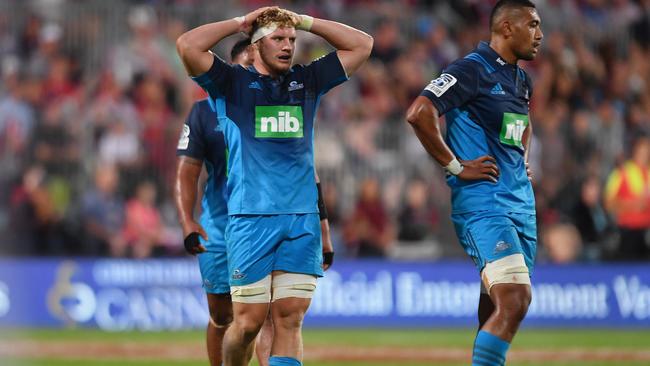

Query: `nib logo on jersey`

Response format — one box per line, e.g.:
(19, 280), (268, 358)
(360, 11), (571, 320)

(500, 112), (529, 148)
(255, 106), (304, 138)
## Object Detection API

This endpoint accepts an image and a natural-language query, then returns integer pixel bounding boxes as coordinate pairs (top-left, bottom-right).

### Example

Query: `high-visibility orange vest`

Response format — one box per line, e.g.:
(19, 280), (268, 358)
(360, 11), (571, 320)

(605, 161), (650, 229)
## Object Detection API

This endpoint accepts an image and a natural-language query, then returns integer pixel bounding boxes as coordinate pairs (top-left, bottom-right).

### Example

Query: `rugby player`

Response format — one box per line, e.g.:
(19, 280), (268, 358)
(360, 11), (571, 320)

(175, 38), (334, 366)
(176, 7), (370, 366)
(406, 1), (543, 365)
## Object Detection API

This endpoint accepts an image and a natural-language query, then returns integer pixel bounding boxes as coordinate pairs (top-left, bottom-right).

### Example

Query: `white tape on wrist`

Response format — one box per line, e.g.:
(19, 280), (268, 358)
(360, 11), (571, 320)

(233, 16), (245, 26)
(444, 157), (464, 175)
(297, 15), (314, 31)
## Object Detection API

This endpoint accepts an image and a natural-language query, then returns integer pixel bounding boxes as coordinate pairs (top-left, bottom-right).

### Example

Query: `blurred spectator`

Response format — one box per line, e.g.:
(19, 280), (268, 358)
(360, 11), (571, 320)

(542, 223), (583, 264)
(594, 99), (625, 174)
(98, 117), (141, 167)
(344, 178), (395, 257)
(571, 175), (613, 261)
(122, 180), (168, 258)
(604, 137), (650, 260)
(109, 5), (177, 89)
(7, 165), (64, 255)
(31, 100), (79, 176)
(80, 166), (125, 256)
(0, 61), (35, 158)
(397, 179), (438, 242)
(369, 19), (402, 65)
(132, 73), (177, 188)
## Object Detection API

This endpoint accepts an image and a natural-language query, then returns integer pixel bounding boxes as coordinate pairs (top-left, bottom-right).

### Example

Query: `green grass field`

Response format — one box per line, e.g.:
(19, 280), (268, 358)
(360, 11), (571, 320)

(2, 328), (649, 365)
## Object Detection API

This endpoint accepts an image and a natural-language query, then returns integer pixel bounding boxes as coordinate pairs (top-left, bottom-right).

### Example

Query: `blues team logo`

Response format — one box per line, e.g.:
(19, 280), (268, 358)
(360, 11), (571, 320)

(232, 269), (245, 280)
(425, 73), (457, 97)
(178, 124), (190, 150)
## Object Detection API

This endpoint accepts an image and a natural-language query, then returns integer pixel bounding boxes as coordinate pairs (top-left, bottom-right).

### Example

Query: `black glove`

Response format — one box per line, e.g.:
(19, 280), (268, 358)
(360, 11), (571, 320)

(184, 232), (202, 255)
(323, 251), (334, 267)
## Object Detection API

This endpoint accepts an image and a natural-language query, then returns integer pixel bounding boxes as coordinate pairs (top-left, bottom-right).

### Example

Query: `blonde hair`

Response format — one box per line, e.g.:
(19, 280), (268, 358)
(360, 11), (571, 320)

(252, 8), (298, 35)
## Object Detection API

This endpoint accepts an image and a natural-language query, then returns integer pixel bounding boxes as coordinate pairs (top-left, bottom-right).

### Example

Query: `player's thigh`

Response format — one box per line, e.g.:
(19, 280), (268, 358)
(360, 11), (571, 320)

(452, 212), (524, 271)
(198, 248), (230, 295)
(225, 215), (286, 287)
(274, 213), (323, 277)
(271, 296), (312, 326)
(509, 212), (537, 273)
(270, 274), (313, 326)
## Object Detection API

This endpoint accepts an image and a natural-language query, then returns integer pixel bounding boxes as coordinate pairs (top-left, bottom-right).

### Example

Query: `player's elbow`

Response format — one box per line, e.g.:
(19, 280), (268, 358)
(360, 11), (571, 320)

(405, 103), (423, 128)
(175, 33), (193, 59)
(360, 34), (374, 59)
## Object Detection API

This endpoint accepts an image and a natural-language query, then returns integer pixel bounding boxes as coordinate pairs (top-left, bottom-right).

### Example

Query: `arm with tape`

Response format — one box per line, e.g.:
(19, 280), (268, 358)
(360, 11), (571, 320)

(174, 156), (208, 255)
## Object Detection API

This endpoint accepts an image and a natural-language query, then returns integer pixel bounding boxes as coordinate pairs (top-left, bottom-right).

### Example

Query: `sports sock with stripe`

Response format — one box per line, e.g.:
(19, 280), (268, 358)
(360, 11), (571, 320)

(472, 330), (510, 366)
(269, 356), (302, 366)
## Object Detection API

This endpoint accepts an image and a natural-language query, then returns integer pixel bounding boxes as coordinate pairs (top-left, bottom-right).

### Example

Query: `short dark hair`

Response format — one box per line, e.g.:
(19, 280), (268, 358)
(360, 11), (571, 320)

(230, 38), (251, 62)
(489, 0), (536, 31)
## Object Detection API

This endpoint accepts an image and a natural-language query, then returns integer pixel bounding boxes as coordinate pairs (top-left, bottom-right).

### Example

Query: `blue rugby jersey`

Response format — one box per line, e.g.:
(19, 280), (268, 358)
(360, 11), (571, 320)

(193, 51), (348, 215)
(420, 41), (535, 214)
(176, 99), (228, 249)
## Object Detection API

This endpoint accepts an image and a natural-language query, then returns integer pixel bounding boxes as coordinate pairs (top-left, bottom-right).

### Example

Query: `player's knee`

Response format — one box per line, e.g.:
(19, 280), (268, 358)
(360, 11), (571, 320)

(496, 284), (531, 325)
(481, 253), (530, 296)
(209, 310), (233, 328)
(207, 293), (233, 328)
(230, 314), (265, 342)
(272, 304), (305, 330)
(230, 275), (272, 304)
(271, 273), (317, 302)
(273, 311), (304, 330)
(511, 287), (532, 319)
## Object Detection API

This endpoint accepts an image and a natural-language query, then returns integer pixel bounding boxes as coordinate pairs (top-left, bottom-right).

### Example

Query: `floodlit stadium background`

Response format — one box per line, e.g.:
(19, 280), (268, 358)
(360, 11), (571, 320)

(0, 0), (649, 365)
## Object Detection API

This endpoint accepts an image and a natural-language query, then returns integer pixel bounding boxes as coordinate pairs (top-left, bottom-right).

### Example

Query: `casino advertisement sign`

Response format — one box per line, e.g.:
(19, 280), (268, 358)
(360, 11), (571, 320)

(0, 259), (648, 329)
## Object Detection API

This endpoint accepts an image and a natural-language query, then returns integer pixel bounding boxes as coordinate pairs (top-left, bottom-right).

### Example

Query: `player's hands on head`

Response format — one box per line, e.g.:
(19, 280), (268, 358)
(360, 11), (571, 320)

(239, 6), (279, 34)
(182, 221), (208, 255)
(458, 155), (500, 183)
(283, 9), (303, 27)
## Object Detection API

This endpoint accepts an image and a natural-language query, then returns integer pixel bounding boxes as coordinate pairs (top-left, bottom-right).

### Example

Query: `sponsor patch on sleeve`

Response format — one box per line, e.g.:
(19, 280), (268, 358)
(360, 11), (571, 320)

(178, 124), (190, 150)
(424, 73), (457, 97)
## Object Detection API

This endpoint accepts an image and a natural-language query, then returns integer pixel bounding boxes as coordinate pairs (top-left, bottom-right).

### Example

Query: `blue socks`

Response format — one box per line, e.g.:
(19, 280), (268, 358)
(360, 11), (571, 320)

(269, 356), (302, 366)
(472, 330), (510, 366)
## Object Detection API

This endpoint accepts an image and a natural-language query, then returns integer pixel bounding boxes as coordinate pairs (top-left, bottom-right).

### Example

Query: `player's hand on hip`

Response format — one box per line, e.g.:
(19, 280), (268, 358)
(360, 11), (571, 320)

(458, 155), (499, 183)
(182, 221), (208, 255)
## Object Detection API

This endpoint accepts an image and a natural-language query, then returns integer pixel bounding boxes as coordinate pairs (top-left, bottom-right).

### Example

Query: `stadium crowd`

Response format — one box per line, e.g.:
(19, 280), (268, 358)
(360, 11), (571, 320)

(1, 0), (650, 262)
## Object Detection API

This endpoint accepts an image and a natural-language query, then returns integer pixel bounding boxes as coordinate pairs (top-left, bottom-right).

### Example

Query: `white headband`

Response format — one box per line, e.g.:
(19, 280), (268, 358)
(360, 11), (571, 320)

(251, 23), (279, 43)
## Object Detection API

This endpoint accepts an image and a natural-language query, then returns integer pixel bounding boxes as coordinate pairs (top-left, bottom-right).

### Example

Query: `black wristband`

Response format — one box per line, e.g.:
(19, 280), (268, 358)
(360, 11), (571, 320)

(323, 251), (334, 267)
(183, 232), (201, 255)
(317, 182), (328, 220)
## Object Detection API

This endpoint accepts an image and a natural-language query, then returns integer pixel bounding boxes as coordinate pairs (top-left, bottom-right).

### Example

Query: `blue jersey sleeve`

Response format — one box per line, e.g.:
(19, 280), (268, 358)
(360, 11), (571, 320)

(177, 102), (207, 160)
(304, 51), (348, 96)
(191, 53), (236, 99)
(420, 59), (479, 115)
